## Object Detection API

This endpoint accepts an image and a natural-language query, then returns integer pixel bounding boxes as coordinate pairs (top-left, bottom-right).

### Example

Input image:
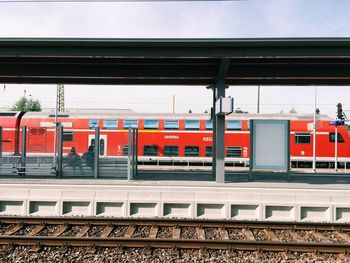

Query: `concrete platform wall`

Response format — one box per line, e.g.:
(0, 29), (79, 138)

(0, 181), (349, 222)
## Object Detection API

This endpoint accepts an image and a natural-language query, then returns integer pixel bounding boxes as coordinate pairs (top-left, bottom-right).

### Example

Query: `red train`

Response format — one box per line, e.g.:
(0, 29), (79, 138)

(1, 110), (349, 166)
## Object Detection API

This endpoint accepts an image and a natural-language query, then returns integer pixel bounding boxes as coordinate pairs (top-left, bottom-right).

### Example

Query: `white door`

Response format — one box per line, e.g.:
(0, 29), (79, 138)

(88, 134), (107, 157)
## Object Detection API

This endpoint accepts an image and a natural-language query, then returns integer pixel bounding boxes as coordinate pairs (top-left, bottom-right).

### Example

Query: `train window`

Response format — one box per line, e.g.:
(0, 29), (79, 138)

(206, 120), (213, 130)
(205, 146), (212, 157)
(329, 133), (345, 143)
(164, 146), (179, 157)
(184, 146), (200, 157)
(295, 133), (311, 144)
(226, 120), (242, 130)
(30, 128), (45, 135)
(164, 120), (179, 130)
(103, 120), (118, 129)
(48, 114), (69, 118)
(89, 119), (99, 129)
(185, 120), (200, 130)
(0, 112), (16, 116)
(122, 145), (128, 156)
(226, 146), (242, 157)
(144, 145), (158, 156)
(124, 120), (138, 129)
(63, 131), (74, 142)
(144, 120), (159, 129)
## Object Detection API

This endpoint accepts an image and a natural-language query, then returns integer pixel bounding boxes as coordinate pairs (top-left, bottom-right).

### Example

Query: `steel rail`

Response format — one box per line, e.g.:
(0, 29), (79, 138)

(1, 217), (350, 231)
(0, 236), (350, 254)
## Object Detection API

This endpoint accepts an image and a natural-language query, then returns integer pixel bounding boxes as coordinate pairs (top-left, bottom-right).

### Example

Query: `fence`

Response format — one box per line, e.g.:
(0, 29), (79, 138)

(0, 125), (138, 179)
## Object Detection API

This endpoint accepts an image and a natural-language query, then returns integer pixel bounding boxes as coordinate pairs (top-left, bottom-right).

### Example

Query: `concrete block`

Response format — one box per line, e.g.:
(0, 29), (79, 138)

(228, 193), (261, 202)
(130, 203), (157, 217)
(96, 202), (124, 216)
(265, 205), (295, 221)
(62, 190), (94, 200)
(331, 196), (350, 204)
(63, 201), (91, 216)
(197, 204), (225, 219)
(0, 201), (24, 216)
(300, 206), (331, 222)
(335, 207), (350, 222)
(195, 193), (227, 202)
(30, 189), (61, 199)
(161, 192), (194, 202)
(95, 191), (128, 200)
(129, 191), (160, 201)
(163, 203), (191, 218)
(0, 189), (29, 199)
(262, 195), (296, 203)
(29, 201), (57, 216)
(296, 195), (331, 204)
(231, 204), (259, 220)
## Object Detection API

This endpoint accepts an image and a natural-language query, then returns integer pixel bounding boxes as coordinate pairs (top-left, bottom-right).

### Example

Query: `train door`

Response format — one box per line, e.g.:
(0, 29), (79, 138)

(88, 134), (107, 157)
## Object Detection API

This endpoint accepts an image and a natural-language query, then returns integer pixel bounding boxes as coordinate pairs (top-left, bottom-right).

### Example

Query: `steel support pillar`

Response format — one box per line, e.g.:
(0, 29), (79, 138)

(94, 127), (100, 178)
(0, 127), (2, 158)
(21, 126), (27, 176)
(127, 127), (132, 180)
(132, 128), (138, 178)
(57, 124), (63, 178)
(213, 79), (226, 183)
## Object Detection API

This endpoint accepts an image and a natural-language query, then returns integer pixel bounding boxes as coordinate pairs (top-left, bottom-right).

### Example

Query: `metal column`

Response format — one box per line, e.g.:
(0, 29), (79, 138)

(0, 127), (2, 158)
(127, 127), (132, 180)
(94, 127), (100, 178)
(21, 126), (27, 176)
(57, 124), (63, 178)
(214, 79), (226, 183)
(132, 128), (138, 178)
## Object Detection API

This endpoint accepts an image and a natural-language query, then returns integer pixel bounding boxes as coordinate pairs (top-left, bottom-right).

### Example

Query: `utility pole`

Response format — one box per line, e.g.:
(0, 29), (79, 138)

(54, 84), (65, 163)
(312, 86), (317, 173)
(57, 84), (65, 112)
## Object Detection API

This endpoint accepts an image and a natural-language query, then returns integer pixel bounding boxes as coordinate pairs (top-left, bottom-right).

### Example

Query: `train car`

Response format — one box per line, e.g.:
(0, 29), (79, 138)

(1, 110), (350, 167)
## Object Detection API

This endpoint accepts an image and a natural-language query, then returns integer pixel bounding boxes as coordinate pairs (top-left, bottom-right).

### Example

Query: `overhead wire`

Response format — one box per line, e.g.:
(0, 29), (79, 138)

(0, 0), (247, 2)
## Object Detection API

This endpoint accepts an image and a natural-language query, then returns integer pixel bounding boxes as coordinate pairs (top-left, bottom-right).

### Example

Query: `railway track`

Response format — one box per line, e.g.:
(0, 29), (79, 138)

(1, 217), (350, 255)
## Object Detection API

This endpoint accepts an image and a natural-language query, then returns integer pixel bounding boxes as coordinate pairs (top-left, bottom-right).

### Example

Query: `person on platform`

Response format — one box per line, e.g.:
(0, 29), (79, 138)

(66, 147), (83, 173)
(83, 145), (95, 171)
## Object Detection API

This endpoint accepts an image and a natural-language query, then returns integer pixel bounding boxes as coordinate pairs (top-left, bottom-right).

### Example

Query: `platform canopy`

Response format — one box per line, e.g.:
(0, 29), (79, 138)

(1, 38), (350, 85)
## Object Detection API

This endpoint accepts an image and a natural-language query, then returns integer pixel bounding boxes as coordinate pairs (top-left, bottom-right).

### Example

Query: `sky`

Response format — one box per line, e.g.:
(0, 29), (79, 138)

(0, 0), (350, 117)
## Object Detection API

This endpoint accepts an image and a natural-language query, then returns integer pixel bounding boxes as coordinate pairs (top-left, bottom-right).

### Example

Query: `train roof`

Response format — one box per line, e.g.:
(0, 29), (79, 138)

(19, 110), (332, 121)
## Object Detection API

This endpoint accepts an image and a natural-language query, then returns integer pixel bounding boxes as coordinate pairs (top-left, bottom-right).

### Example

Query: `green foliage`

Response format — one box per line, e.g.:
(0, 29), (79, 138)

(289, 107), (297, 114)
(234, 108), (248, 114)
(11, 96), (41, 112)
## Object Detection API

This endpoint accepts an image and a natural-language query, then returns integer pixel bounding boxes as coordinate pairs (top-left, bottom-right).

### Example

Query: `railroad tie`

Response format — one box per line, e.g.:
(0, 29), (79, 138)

(53, 225), (69, 237)
(149, 226), (158, 238)
(263, 229), (279, 242)
(5, 224), (23, 235)
(100, 225), (114, 238)
(336, 232), (350, 243)
(220, 228), (229, 240)
(242, 228), (255, 241)
(288, 231), (304, 243)
(172, 227), (181, 239)
(76, 225), (91, 237)
(196, 227), (205, 240)
(124, 225), (136, 238)
(27, 225), (45, 236)
(312, 231), (329, 243)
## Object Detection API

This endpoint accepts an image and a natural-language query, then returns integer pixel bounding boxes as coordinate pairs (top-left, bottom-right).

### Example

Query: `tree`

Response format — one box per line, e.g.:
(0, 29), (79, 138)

(234, 108), (248, 114)
(289, 107), (297, 114)
(11, 96), (41, 112)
